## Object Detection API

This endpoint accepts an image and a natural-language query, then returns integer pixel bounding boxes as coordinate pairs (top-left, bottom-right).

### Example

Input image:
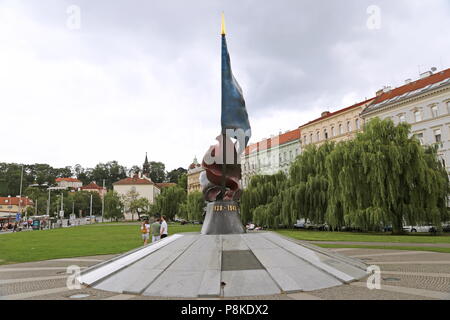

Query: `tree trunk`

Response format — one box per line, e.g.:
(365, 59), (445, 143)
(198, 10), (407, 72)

(392, 214), (404, 235)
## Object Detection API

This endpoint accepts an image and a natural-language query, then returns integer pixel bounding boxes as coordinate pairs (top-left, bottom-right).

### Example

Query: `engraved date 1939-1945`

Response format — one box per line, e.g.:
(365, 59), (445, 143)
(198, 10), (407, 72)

(213, 205), (238, 212)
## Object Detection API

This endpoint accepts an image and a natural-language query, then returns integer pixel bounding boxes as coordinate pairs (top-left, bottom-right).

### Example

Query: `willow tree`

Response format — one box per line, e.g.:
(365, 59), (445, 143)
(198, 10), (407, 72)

(152, 186), (186, 221)
(326, 118), (449, 234)
(285, 143), (334, 225)
(240, 172), (287, 224)
(179, 191), (205, 222)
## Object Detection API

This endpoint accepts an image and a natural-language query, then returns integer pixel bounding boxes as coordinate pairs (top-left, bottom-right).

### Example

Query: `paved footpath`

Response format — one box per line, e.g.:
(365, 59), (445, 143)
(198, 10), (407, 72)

(1, 248), (450, 300)
(308, 241), (450, 248)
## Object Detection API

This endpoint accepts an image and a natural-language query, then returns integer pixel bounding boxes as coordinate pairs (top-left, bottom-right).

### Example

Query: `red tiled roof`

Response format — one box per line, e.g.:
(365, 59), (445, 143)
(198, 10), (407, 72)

(372, 68), (450, 106)
(299, 97), (375, 129)
(80, 182), (104, 190)
(0, 197), (34, 206)
(113, 177), (154, 186)
(244, 129), (301, 156)
(55, 178), (81, 183)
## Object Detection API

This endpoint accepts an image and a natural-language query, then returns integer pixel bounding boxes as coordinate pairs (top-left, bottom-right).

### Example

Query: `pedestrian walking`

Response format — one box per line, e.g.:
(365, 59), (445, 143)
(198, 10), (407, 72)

(141, 220), (150, 246)
(160, 216), (168, 239)
(151, 217), (161, 243)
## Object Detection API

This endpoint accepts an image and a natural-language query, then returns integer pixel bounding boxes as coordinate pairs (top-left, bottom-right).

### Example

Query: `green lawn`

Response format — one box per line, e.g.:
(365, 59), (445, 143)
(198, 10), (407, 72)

(2, 226), (449, 266)
(275, 229), (450, 244)
(0, 223), (202, 265)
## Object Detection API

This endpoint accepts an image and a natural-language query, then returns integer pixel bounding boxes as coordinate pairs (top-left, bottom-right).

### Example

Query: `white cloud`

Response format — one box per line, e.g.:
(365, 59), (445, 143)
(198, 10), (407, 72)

(0, 0), (449, 172)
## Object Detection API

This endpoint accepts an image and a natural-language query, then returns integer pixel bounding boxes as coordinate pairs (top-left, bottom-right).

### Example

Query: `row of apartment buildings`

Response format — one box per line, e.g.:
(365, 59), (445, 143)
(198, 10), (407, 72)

(239, 67), (450, 188)
(186, 67), (450, 192)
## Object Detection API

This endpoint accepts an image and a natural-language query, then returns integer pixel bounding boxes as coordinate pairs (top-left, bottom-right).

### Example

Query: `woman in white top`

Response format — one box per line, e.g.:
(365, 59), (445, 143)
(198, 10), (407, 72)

(160, 216), (168, 239)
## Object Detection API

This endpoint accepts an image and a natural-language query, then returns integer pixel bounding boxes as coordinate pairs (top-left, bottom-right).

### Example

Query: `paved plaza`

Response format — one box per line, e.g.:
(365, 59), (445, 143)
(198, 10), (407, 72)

(1, 242), (450, 300)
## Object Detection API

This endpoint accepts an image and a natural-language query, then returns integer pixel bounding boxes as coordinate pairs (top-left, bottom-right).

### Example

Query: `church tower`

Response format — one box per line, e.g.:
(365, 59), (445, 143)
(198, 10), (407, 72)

(143, 152), (150, 178)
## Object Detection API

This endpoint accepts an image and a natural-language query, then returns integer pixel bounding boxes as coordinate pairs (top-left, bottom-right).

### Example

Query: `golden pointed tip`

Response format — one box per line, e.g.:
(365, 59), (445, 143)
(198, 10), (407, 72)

(221, 13), (226, 35)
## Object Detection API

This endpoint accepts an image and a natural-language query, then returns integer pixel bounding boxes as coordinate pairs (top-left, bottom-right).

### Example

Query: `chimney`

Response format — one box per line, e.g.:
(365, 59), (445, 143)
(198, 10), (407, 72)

(376, 89), (384, 96)
(420, 71), (432, 79)
(321, 111), (330, 117)
(383, 86), (392, 93)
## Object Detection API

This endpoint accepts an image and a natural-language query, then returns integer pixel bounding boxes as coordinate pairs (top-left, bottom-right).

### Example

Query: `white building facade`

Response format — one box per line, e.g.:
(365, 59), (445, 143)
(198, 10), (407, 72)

(113, 175), (161, 220)
(241, 129), (301, 188)
(361, 68), (450, 171)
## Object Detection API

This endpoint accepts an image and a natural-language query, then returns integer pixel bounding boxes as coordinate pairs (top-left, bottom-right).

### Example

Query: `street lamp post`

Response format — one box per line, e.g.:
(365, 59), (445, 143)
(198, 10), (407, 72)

(90, 194), (93, 224)
(18, 165), (24, 222)
(46, 189), (51, 216)
(101, 179), (105, 223)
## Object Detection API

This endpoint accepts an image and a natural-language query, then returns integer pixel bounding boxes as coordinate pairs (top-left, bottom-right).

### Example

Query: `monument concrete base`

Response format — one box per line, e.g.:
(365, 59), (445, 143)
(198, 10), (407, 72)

(79, 232), (368, 298)
(201, 201), (245, 235)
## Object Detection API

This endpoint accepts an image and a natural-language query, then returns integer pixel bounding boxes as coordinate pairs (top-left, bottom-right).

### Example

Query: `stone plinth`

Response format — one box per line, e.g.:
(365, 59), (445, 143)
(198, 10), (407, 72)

(201, 201), (245, 235)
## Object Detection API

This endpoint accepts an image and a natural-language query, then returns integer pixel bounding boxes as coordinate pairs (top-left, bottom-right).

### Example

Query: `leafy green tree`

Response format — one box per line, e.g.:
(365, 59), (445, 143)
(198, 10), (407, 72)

(149, 161), (166, 183)
(90, 161), (128, 190)
(240, 172), (288, 224)
(152, 186), (186, 221)
(130, 197), (151, 220)
(104, 191), (124, 221)
(167, 168), (188, 184)
(179, 191), (205, 221)
(326, 118), (449, 233)
(177, 173), (188, 191)
(121, 188), (140, 221)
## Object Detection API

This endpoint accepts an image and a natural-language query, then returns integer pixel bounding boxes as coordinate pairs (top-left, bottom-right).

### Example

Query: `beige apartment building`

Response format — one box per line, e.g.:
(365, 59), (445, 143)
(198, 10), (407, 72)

(299, 98), (375, 147)
(187, 157), (204, 194)
(361, 68), (450, 172)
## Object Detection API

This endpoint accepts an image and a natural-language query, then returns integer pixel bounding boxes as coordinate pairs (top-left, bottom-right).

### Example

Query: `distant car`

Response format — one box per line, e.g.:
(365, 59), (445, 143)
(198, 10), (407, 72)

(293, 221), (306, 229)
(246, 223), (256, 231)
(403, 225), (436, 233)
(443, 224), (450, 233)
(382, 225), (393, 232)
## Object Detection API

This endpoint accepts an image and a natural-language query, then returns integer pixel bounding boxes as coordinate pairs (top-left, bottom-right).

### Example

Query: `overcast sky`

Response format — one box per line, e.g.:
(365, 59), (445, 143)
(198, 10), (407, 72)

(1, 0), (449, 172)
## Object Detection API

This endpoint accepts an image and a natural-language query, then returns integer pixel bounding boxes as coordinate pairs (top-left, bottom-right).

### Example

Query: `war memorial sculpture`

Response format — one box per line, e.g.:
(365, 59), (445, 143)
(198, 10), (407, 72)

(79, 16), (368, 298)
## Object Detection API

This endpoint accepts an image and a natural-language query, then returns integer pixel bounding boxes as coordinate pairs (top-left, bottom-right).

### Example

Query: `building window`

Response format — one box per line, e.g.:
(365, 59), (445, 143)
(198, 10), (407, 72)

(447, 101), (450, 114)
(289, 151), (293, 160)
(347, 121), (352, 132)
(355, 119), (360, 130)
(399, 114), (406, 123)
(431, 105), (439, 118)
(310, 134), (313, 143)
(324, 129), (328, 140)
(331, 127), (335, 137)
(434, 128), (442, 143)
(414, 110), (422, 122)
(316, 132), (320, 142)
(303, 135), (307, 145)
(414, 133), (424, 145)
(338, 124), (343, 135)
